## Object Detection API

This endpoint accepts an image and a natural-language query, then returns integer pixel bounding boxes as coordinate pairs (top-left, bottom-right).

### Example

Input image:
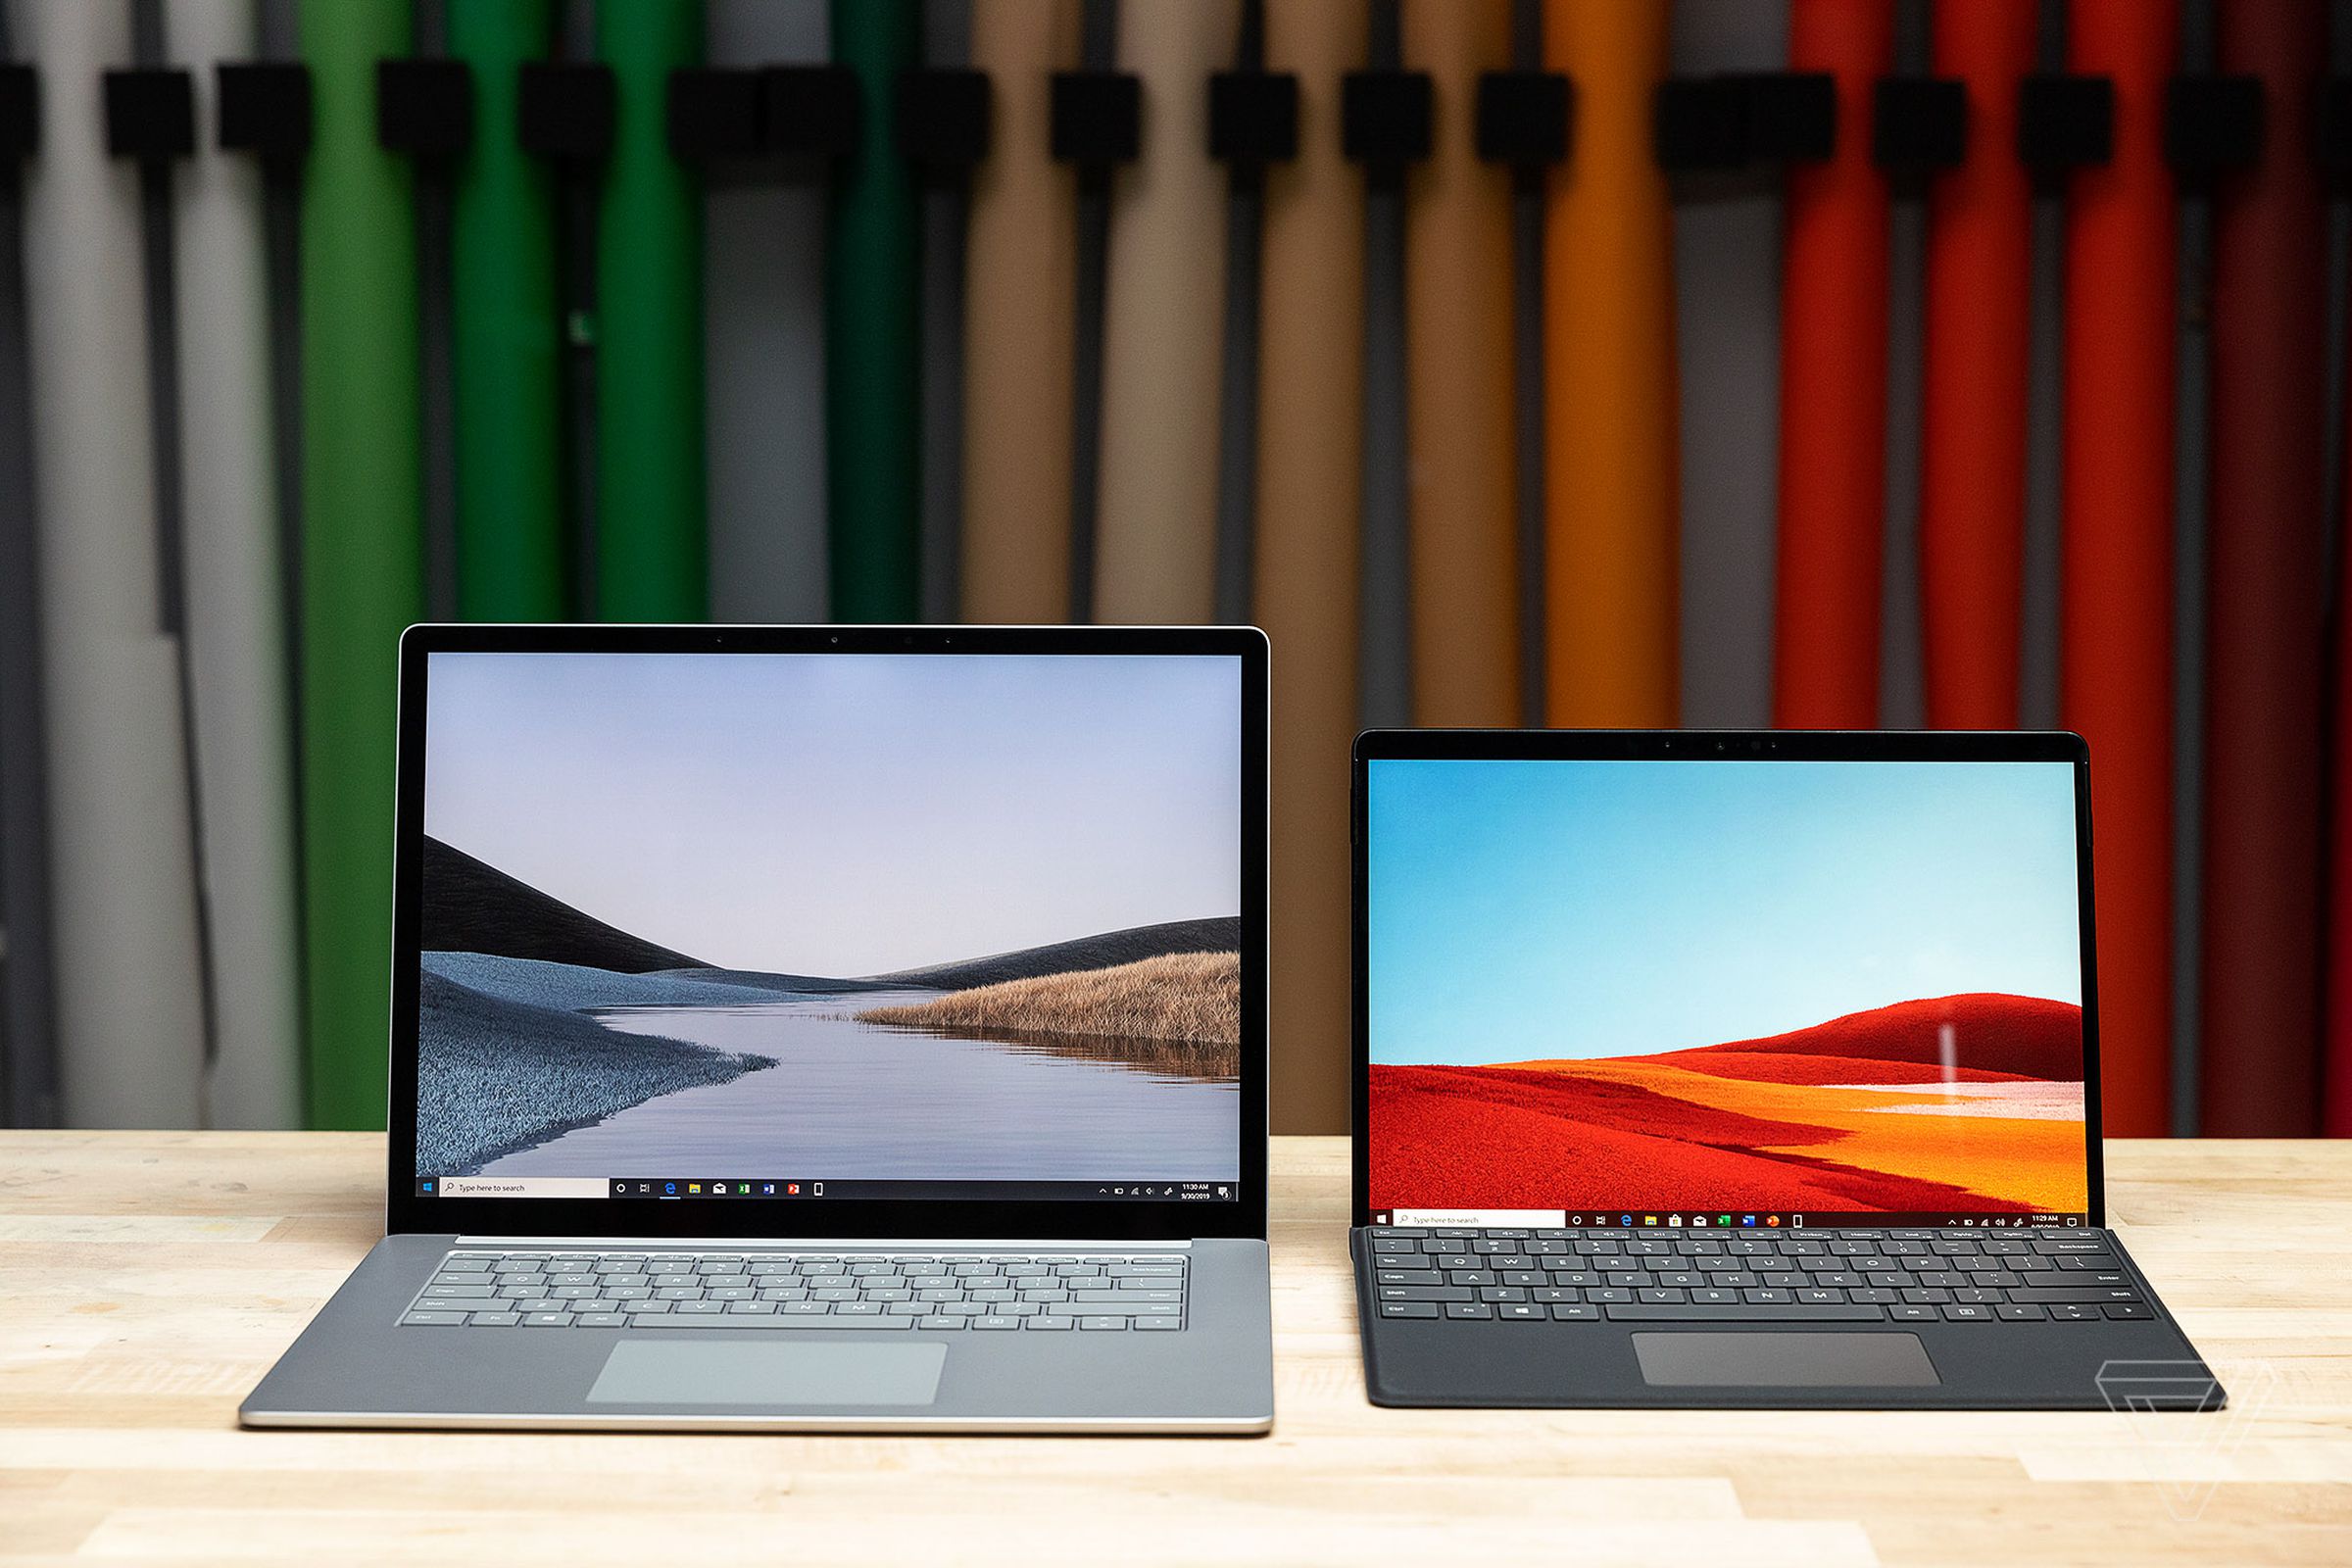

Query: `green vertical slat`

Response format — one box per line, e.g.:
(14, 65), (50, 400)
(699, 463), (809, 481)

(827, 0), (921, 621)
(594, 0), (705, 619)
(452, 0), (565, 620)
(300, 0), (424, 1128)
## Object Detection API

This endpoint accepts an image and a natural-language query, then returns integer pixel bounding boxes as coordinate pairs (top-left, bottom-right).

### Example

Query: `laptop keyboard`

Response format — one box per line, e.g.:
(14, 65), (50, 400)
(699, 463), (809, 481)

(401, 1249), (1189, 1331)
(1367, 1227), (2149, 1324)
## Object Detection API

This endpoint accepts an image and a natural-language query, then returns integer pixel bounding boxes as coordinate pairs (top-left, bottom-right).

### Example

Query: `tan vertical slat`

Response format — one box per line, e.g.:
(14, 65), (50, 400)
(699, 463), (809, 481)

(1254, 0), (1366, 1133)
(960, 0), (1082, 622)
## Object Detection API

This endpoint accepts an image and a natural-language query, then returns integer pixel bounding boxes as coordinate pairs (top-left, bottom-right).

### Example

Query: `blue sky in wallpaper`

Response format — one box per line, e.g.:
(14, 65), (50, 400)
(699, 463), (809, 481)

(423, 652), (1242, 973)
(1366, 759), (2082, 1066)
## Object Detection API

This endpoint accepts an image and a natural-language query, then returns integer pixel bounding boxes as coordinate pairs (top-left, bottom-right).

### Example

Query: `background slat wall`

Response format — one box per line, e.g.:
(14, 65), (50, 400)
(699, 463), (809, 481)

(1542, 0), (1679, 730)
(1774, 0), (1891, 732)
(0, 0), (2349, 1139)
(960, 0), (1078, 624)
(1671, 0), (1786, 733)
(172, 0), (303, 1131)
(296, 0), (423, 1129)
(2063, 0), (2179, 1139)
(704, 0), (831, 624)
(1255, 0), (1366, 1140)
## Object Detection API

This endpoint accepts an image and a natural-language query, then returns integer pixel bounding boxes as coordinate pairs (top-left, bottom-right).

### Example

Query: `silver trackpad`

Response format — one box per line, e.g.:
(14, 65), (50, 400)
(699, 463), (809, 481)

(588, 1341), (949, 1406)
(1634, 1332), (1940, 1387)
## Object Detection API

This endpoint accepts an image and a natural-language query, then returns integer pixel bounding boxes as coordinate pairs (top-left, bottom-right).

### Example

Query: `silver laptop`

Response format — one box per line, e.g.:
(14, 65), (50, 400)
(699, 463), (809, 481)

(243, 625), (1273, 1433)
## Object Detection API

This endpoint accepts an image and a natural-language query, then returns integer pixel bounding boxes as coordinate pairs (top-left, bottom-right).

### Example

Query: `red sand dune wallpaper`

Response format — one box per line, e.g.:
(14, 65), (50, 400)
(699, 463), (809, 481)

(1369, 993), (2088, 1214)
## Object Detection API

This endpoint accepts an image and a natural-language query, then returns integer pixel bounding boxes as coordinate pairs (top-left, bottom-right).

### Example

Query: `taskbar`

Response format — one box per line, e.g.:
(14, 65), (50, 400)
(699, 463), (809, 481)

(1375, 1206), (2090, 1231)
(419, 1176), (1239, 1202)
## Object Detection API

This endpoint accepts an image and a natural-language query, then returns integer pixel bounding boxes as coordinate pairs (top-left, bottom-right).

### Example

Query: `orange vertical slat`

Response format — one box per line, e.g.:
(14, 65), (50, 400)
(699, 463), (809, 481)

(1542, 0), (1678, 727)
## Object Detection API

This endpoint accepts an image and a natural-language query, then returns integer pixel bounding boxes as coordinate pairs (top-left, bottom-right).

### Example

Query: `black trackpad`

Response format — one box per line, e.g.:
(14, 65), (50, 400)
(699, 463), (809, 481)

(1634, 1332), (1940, 1387)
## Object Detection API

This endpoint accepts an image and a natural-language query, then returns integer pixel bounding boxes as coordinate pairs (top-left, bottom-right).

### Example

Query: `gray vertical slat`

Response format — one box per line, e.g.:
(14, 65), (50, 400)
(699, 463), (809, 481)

(132, 0), (223, 1102)
(1510, 0), (1544, 721)
(705, 0), (832, 623)
(255, 0), (305, 1081)
(0, 4), (61, 1127)
(2169, 0), (2218, 1136)
(1358, 0), (1410, 726)
(1669, 0), (1788, 731)
(918, 0), (972, 622)
(1878, 0), (1929, 730)
(1212, 0), (1265, 624)
(2018, 0), (2068, 731)
(414, 0), (458, 620)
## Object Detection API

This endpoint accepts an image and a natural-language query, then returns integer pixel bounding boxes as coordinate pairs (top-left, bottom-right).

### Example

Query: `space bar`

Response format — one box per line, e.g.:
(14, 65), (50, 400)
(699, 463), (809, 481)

(644, 1315), (915, 1330)
(1603, 1303), (1887, 1323)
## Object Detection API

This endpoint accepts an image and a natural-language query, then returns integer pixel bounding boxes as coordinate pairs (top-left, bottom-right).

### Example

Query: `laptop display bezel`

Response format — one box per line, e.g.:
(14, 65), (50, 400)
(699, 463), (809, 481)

(384, 623), (1270, 1243)
(1348, 728), (2105, 1230)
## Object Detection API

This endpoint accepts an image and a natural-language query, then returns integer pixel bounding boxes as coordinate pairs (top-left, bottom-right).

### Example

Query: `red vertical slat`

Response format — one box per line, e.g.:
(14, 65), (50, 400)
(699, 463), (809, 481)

(1774, 0), (1894, 730)
(1920, 0), (2036, 730)
(2201, 0), (2328, 1137)
(2060, 0), (2176, 1137)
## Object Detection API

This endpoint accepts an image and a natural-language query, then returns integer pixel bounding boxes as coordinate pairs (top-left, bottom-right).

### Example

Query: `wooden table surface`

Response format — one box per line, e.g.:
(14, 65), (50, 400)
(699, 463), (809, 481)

(2, 1133), (2348, 1565)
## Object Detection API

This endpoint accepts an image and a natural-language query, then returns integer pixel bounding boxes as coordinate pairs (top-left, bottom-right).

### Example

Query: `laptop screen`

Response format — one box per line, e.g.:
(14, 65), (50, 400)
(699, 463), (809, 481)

(410, 649), (1246, 1210)
(1363, 756), (2092, 1231)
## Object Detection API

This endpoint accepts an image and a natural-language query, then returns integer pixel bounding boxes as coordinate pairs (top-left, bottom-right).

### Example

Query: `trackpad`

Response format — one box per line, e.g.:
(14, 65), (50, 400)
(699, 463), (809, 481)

(588, 1341), (949, 1406)
(1634, 1333), (1939, 1388)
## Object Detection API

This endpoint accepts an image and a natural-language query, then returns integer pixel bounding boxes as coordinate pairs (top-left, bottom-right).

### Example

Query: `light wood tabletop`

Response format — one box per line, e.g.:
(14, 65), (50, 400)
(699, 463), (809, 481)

(1, 1132), (2348, 1565)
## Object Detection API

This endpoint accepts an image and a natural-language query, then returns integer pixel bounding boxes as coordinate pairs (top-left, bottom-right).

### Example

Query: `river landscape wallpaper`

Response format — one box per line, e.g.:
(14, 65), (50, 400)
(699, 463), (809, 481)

(414, 652), (1243, 1184)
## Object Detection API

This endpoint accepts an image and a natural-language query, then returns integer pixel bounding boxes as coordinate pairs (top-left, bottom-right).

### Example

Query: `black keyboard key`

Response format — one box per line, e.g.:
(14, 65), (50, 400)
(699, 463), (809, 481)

(1550, 1302), (1602, 1321)
(1445, 1302), (1494, 1319)
(2049, 1303), (2105, 1321)
(1377, 1270), (1444, 1287)
(2102, 1301), (2154, 1320)
(1379, 1285), (1470, 1302)
(1889, 1304), (1937, 1322)
(1996, 1303), (2047, 1321)
(1940, 1303), (1994, 1322)
(1496, 1302), (1544, 1321)
(2009, 1288), (2140, 1304)
(1380, 1301), (1440, 1318)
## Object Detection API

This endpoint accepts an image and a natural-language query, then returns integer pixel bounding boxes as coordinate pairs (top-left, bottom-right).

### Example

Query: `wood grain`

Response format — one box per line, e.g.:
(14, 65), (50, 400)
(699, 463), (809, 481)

(1, 1134), (2348, 1564)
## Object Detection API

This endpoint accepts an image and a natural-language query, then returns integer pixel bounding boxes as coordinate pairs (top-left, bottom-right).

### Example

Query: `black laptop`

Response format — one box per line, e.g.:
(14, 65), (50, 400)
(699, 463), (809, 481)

(1348, 729), (2222, 1410)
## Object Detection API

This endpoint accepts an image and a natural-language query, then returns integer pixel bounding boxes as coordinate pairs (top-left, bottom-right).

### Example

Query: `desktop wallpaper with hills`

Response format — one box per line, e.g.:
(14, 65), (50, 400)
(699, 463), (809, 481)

(414, 652), (1245, 1184)
(1365, 758), (2090, 1216)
